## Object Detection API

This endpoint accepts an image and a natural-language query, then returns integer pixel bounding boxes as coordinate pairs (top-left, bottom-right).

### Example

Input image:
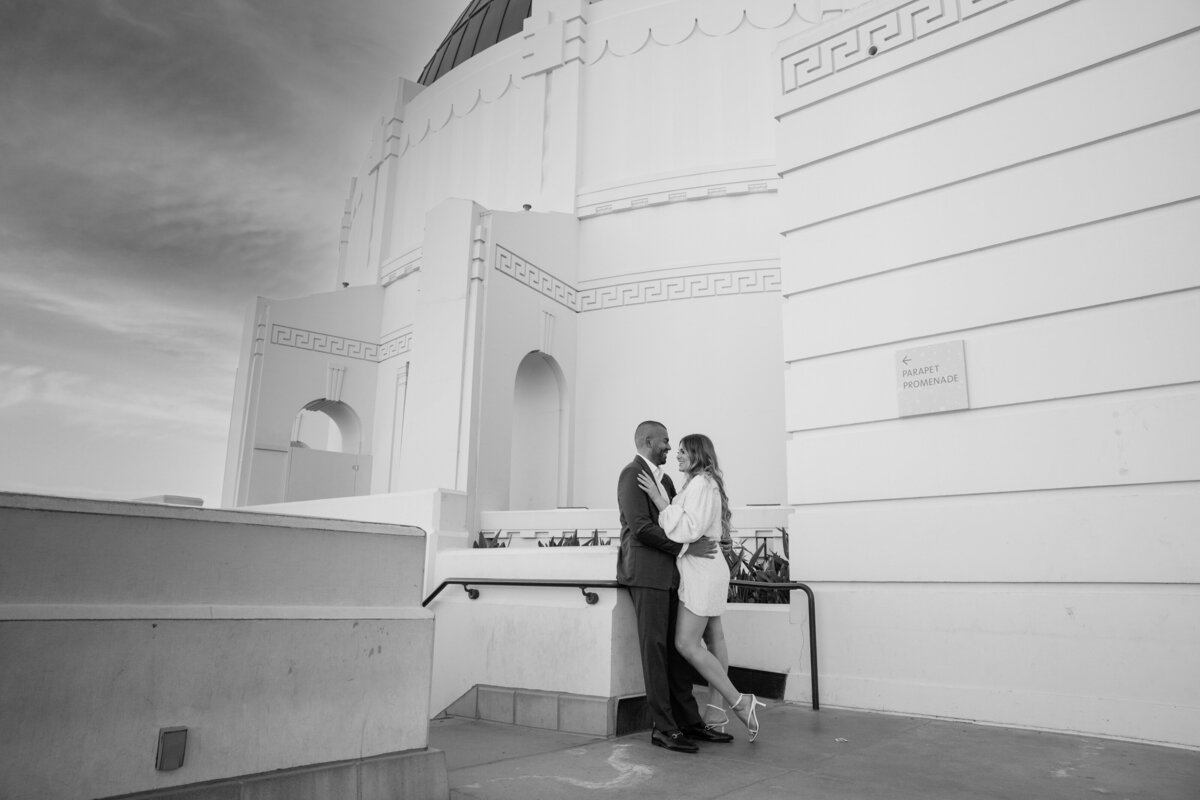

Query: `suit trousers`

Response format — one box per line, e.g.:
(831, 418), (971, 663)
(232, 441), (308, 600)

(627, 585), (703, 733)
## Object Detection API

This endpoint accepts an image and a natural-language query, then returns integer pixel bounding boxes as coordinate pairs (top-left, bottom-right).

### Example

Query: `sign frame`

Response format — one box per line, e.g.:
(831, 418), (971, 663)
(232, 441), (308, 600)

(896, 340), (969, 417)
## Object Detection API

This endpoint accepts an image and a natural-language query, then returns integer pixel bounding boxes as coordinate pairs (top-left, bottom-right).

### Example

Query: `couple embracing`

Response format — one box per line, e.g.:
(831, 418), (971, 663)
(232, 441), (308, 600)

(616, 420), (764, 753)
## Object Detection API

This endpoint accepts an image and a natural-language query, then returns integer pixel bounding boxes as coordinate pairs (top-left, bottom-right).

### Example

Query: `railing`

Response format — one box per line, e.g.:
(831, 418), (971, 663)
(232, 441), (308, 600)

(731, 579), (819, 710)
(422, 577), (618, 606)
(422, 577), (819, 710)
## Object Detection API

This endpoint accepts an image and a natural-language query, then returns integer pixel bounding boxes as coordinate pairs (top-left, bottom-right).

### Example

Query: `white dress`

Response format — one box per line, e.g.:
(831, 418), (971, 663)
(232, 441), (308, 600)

(659, 473), (728, 617)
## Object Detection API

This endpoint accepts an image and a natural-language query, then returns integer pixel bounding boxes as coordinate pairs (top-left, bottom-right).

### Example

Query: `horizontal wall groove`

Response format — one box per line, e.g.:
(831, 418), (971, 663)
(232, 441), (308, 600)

(577, 257), (780, 286)
(780, 194), (1200, 297)
(788, 479), (1200, 507)
(780, 108), (1200, 237)
(783, 285), (1200, 366)
(786, 380), (1200, 436)
(577, 160), (777, 197)
(777, 22), (1200, 175)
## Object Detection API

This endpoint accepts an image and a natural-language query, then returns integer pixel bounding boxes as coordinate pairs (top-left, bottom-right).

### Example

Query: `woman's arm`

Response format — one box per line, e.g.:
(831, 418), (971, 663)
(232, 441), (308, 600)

(636, 472), (669, 511)
(659, 476), (719, 544)
(618, 464), (684, 556)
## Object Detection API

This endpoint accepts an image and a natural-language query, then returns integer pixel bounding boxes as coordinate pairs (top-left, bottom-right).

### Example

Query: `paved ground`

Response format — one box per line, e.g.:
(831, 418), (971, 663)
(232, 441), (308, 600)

(430, 700), (1200, 800)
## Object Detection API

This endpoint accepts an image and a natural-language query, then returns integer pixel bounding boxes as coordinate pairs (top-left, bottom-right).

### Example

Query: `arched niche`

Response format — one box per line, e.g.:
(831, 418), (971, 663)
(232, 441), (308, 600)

(290, 398), (362, 454)
(286, 399), (370, 501)
(509, 351), (565, 510)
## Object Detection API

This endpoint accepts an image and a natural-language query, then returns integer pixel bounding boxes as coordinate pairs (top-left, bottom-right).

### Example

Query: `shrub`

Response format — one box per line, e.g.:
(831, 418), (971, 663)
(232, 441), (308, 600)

(538, 529), (611, 547)
(725, 528), (790, 604)
(473, 531), (508, 548)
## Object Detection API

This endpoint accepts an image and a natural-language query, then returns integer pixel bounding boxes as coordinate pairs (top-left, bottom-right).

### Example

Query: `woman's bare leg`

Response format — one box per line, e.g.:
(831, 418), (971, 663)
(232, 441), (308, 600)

(702, 617), (730, 723)
(674, 606), (740, 711)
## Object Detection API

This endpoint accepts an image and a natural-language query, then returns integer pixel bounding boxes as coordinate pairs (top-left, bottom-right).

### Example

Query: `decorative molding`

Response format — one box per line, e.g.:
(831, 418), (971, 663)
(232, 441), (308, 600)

(381, 252), (422, 286)
(271, 325), (378, 361)
(586, 1), (827, 63)
(270, 325), (413, 363)
(326, 365), (346, 402)
(577, 177), (777, 218)
(495, 247), (579, 311)
(578, 268), (782, 312)
(470, 220), (489, 282)
(377, 330), (414, 362)
(523, 2), (589, 78)
(541, 310), (556, 355)
(780, 0), (1013, 94)
(389, 43), (522, 158)
(387, 2), (834, 157)
(493, 246), (780, 313)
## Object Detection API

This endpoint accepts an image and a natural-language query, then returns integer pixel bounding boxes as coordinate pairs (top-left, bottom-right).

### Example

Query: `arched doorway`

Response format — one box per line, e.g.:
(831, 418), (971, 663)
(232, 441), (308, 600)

(509, 351), (563, 509)
(285, 399), (371, 501)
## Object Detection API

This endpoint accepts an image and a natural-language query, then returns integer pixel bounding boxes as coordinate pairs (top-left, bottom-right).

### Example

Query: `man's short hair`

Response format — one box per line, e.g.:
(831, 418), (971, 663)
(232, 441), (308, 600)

(634, 420), (666, 444)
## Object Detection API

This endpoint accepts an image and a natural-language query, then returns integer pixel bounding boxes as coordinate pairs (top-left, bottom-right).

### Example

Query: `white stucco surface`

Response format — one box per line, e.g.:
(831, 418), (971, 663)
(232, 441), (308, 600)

(776, 0), (1200, 747)
(0, 493), (434, 800)
(217, 0), (1200, 749)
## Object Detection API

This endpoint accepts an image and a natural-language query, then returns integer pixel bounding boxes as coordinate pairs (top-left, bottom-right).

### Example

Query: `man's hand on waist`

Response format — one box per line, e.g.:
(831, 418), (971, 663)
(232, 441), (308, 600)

(686, 537), (718, 559)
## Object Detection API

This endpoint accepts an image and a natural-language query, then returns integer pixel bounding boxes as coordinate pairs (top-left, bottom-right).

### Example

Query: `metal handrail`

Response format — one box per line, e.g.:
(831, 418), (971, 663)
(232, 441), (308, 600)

(731, 580), (819, 710)
(421, 577), (820, 710)
(422, 578), (619, 606)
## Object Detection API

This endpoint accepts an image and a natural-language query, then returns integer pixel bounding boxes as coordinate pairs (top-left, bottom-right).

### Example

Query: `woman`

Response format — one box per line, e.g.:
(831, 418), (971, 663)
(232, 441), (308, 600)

(636, 433), (765, 741)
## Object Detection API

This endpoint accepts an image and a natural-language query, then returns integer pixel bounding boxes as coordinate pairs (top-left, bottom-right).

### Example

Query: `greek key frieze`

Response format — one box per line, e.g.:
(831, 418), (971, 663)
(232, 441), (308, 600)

(495, 247), (579, 311)
(492, 247), (779, 312)
(576, 268), (781, 312)
(381, 256), (421, 286)
(780, 0), (1012, 94)
(377, 330), (414, 362)
(270, 325), (412, 363)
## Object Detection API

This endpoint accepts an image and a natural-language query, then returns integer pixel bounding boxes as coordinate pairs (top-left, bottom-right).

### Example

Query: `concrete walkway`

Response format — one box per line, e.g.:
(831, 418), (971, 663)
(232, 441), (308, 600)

(430, 700), (1200, 800)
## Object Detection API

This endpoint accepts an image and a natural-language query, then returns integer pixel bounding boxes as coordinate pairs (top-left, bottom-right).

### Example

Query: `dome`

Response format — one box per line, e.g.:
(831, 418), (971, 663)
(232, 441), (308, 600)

(418, 0), (533, 86)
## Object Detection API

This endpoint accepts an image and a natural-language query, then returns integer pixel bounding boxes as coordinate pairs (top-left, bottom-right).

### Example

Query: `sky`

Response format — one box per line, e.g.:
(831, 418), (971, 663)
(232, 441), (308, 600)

(0, 0), (462, 505)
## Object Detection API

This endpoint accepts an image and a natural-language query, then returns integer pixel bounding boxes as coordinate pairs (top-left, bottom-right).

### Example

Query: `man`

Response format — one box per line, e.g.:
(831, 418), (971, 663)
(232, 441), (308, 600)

(616, 420), (732, 752)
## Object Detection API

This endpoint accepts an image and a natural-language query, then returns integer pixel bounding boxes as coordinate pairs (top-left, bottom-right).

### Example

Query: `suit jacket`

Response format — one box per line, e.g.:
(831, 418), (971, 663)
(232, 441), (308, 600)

(616, 457), (682, 589)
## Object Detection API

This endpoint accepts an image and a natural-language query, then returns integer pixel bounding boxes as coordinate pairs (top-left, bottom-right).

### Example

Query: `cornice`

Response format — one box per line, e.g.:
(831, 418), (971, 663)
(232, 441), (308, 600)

(584, 0), (834, 62)
(494, 246), (780, 312)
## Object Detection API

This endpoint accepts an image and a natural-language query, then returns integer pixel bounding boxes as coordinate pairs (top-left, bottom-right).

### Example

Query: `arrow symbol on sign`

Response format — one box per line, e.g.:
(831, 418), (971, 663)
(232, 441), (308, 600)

(902, 356), (911, 365)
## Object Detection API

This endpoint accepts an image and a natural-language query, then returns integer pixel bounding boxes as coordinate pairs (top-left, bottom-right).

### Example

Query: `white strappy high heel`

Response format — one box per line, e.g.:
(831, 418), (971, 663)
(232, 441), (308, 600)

(733, 693), (766, 742)
(704, 703), (730, 733)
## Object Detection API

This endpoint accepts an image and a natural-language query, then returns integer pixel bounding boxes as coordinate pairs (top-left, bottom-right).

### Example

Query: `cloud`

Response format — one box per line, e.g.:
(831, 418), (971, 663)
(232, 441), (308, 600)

(0, 362), (230, 439)
(0, 0), (462, 502)
(4, 273), (236, 341)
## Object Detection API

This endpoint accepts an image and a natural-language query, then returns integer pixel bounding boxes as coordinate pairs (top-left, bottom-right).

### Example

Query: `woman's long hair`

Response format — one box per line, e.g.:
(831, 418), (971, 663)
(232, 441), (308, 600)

(679, 433), (732, 537)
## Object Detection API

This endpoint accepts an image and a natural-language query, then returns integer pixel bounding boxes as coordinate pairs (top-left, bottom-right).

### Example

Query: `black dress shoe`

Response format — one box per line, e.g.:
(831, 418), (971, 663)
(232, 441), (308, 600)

(683, 725), (734, 743)
(650, 728), (699, 753)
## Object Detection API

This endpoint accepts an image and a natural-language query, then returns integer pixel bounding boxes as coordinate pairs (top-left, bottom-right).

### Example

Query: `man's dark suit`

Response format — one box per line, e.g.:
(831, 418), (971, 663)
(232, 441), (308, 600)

(616, 456), (704, 734)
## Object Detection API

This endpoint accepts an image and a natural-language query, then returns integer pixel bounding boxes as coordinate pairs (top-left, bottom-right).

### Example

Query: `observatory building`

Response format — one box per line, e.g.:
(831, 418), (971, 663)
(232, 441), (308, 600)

(222, 0), (1200, 750)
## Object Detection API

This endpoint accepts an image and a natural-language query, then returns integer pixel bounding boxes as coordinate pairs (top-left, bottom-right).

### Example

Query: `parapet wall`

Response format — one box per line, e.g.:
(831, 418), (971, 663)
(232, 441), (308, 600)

(0, 493), (441, 800)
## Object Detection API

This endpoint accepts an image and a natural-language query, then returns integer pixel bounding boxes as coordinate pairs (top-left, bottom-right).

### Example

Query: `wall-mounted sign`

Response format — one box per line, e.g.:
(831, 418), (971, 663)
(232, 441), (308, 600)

(896, 340), (969, 417)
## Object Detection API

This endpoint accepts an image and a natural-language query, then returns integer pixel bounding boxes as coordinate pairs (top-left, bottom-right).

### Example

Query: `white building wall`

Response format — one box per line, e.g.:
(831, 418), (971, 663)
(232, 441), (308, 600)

(371, 251), (421, 494)
(314, 0), (845, 510)
(572, 278), (789, 508)
(216, 0), (1200, 748)
(776, 0), (1200, 746)
(225, 287), (384, 507)
(391, 200), (485, 494)
(472, 209), (580, 516)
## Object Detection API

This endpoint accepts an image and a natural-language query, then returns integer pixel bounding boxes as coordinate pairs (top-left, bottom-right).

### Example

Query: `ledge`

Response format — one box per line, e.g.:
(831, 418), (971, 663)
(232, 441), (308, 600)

(0, 492), (425, 538)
